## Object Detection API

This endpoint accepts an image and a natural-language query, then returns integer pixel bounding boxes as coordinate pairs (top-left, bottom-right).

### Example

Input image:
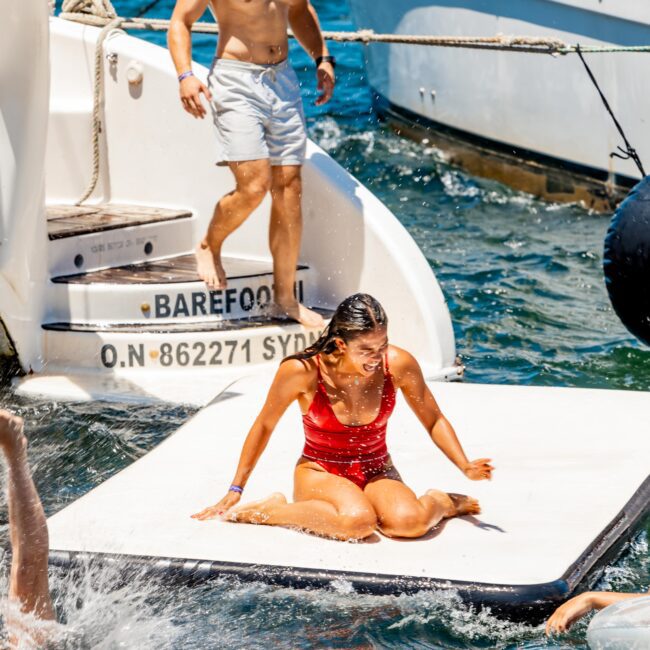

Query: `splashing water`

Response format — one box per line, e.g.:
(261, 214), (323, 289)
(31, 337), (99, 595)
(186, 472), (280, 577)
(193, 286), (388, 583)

(2, 541), (647, 650)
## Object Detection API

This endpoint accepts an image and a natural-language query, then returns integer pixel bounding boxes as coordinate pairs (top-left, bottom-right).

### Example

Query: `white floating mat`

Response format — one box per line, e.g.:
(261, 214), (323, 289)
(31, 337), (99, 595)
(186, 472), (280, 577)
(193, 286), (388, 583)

(14, 369), (246, 406)
(47, 379), (650, 619)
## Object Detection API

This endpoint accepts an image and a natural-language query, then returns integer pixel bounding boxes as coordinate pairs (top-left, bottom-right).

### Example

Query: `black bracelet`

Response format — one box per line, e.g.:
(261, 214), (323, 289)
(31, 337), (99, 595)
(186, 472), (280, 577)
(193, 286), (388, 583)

(315, 55), (336, 69)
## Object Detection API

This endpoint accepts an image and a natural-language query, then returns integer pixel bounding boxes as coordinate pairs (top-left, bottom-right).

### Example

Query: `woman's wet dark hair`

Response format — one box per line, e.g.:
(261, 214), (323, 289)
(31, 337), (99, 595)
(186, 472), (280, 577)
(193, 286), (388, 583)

(285, 293), (387, 362)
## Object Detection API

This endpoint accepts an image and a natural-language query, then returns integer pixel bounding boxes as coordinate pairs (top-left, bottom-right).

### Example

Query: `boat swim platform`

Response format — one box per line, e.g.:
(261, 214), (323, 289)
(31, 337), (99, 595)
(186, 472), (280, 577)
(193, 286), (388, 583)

(47, 379), (650, 620)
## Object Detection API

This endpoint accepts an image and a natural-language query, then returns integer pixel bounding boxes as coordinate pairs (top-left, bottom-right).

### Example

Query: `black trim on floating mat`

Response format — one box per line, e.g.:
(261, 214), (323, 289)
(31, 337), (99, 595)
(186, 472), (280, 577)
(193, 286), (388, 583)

(48, 475), (650, 623)
(372, 90), (639, 200)
(562, 474), (650, 594)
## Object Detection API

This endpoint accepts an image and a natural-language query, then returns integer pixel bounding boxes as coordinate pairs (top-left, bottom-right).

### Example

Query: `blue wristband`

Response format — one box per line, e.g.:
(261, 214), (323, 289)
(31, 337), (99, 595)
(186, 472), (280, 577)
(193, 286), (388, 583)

(178, 70), (194, 82)
(229, 484), (243, 494)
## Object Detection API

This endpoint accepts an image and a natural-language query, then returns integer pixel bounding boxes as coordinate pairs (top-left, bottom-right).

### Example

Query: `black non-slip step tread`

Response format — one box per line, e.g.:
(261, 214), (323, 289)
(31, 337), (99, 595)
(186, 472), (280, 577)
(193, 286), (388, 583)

(51, 254), (307, 285)
(47, 204), (192, 240)
(42, 308), (332, 334)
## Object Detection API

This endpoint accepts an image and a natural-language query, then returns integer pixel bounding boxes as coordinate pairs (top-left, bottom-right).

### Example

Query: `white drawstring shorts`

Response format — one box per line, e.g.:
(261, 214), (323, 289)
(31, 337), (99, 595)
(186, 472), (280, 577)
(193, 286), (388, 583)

(207, 57), (307, 166)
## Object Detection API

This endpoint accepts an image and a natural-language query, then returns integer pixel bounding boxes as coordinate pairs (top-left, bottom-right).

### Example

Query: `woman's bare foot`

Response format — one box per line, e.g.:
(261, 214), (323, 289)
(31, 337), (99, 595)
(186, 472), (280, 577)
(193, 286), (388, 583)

(228, 492), (288, 524)
(195, 241), (227, 290)
(0, 410), (27, 457)
(447, 492), (481, 517)
(426, 490), (480, 519)
(269, 301), (325, 328)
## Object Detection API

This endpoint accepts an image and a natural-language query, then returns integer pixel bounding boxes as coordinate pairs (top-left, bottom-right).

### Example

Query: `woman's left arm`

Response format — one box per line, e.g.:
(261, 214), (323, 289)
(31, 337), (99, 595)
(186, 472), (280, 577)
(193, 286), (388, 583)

(394, 348), (494, 481)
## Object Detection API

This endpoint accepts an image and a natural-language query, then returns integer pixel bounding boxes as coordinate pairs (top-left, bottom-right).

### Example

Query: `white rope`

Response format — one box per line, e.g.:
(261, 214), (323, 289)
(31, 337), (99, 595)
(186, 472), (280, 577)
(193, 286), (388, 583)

(59, 2), (125, 204)
(60, 0), (117, 19)
(75, 17), (124, 205)
(56, 11), (650, 55)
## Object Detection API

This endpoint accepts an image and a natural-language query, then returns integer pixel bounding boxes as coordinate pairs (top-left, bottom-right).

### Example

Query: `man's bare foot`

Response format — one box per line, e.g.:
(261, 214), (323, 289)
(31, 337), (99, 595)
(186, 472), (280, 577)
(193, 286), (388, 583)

(0, 410), (27, 456)
(270, 301), (325, 328)
(228, 492), (287, 524)
(195, 241), (227, 290)
(426, 490), (481, 519)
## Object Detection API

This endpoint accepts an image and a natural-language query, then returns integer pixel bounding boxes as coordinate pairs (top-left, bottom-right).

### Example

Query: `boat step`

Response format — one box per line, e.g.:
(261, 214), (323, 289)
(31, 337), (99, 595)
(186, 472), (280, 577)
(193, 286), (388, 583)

(46, 204), (192, 240)
(42, 311), (329, 372)
(47, 255), (314, 324)
(47, 205), (194, 276)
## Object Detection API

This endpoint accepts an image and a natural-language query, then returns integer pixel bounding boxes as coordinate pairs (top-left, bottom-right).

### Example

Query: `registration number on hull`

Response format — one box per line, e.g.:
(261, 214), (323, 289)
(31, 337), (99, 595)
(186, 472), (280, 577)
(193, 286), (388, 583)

(100, 330), (322, 369)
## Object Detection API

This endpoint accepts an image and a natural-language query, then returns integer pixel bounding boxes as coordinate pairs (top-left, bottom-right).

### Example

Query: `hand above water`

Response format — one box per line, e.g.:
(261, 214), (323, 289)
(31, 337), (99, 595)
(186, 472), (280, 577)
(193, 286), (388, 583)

(191, 491), (241, 520)
(546, 591), (646, 636)
(545, 592), (593, 635)
(463, 458), (494, 480)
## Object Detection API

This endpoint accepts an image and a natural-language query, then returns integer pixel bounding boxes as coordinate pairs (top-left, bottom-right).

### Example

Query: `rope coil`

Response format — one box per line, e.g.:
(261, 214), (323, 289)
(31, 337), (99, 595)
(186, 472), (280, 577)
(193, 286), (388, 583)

(60, 0), (117, 19)
(74, 15), (125, 205)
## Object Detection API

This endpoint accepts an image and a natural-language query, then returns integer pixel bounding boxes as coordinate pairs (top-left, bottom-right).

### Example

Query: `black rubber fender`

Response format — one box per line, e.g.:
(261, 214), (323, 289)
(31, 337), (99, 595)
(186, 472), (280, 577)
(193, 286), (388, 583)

(603, 176), (650, 346)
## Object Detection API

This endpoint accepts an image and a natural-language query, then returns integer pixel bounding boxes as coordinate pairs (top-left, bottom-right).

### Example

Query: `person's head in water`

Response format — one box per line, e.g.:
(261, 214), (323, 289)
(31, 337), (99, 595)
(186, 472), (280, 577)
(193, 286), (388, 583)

(286, 294), (388, 376)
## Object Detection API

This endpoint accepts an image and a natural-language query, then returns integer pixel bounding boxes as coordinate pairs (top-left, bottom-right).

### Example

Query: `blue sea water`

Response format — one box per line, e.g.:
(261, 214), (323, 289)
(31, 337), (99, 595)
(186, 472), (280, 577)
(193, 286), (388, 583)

(0, 0), (648, 647)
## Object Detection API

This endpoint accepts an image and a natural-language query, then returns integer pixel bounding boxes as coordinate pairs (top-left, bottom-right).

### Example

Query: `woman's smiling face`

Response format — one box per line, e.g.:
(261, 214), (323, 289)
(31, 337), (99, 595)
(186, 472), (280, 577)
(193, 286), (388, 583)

(337, 326), (388, 376)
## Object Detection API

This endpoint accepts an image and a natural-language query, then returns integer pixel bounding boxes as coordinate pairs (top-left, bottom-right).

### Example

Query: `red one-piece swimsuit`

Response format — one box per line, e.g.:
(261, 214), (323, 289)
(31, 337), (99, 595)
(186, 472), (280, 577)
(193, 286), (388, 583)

(301, 354), (396, 489)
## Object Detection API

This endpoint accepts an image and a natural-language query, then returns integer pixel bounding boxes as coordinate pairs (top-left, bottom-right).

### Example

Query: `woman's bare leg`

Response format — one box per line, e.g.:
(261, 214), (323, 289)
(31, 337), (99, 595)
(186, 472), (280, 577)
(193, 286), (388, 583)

(364, 477), (480, 539)
(0, 410), (54, 621)
(229, 463), (378, 541)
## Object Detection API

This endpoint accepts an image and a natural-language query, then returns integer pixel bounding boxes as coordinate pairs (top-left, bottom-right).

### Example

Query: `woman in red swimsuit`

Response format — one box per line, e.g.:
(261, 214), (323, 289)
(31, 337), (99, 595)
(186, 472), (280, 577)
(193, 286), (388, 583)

(193, 294), (493, 540)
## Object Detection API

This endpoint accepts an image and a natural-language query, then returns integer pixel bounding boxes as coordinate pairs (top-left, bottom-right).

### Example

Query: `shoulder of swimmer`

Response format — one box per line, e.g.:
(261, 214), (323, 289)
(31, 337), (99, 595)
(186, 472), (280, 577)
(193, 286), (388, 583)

(385, 345), (424, 389)
(277, 356), (320, 395)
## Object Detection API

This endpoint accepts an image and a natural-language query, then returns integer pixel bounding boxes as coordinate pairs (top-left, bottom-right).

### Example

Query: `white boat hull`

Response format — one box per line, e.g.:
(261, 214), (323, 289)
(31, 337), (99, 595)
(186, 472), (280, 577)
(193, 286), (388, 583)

(348, 0), (650, 207)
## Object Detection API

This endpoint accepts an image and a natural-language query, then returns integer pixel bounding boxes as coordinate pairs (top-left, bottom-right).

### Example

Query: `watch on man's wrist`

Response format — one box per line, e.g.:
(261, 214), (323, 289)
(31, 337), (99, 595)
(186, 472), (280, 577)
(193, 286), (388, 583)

(315, 55), (336, 69)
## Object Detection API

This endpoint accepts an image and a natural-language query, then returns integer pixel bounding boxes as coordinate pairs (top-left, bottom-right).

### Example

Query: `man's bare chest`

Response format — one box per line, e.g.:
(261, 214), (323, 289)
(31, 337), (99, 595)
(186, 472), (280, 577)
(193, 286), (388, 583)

(215, 0), (285, 18)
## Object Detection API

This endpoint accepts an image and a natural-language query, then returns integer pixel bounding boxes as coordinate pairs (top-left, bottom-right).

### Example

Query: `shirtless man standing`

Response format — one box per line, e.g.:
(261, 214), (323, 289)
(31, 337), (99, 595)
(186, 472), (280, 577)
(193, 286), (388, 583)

(168, 0), (334, 327)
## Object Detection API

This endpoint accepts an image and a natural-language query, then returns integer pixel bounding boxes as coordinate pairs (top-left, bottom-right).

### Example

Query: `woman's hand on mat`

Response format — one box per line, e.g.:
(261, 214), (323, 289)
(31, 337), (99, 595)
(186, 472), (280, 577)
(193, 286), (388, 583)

(191, 492), (241, 520)
(545, 592), (594, 635)
(179, 76), (212, 119)
(315, 62), (335, 105)
(462, 458), (494, 481)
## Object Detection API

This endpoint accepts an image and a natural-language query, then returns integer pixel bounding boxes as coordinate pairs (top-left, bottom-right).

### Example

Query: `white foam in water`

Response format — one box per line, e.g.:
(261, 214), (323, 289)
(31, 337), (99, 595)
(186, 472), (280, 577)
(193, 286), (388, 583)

(309, 117), (376, 155)
(440, 170), (481, 198)
(0, 548), (541, 650)
(0, 558), (180, 650)
(0, 535), (647, 648)
(53, 563), (182, 649)
(598, 534), (649, 592)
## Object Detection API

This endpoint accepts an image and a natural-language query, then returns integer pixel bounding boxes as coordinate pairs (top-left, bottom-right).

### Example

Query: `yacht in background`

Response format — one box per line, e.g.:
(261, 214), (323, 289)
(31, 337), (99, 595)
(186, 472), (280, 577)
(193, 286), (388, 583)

(348, 0), (650, 209)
